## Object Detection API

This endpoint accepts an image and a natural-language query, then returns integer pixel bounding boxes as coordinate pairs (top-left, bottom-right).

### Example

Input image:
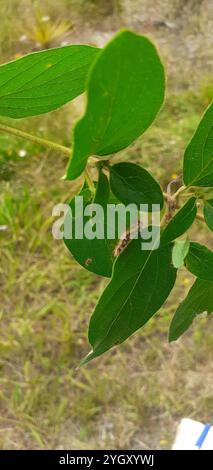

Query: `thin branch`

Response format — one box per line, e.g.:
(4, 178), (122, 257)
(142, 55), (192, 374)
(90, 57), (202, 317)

(163, 191), (169, 201)
(166, 175), (183, 197)
(196, 213), (205, 222)
(172, 185), (187, 200)
(0, 121), (71, 156)
(84, 169), (96, 192)
(0, 120), (100, 182)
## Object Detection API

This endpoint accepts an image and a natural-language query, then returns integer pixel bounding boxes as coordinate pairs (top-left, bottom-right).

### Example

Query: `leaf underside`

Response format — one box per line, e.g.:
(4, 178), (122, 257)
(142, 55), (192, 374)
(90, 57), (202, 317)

(0, 45), (100, 118)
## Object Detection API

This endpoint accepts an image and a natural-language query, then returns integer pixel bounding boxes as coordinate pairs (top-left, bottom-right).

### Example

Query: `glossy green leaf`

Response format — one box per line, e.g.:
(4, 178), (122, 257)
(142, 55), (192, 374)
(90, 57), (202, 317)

(185, 242), (213, 281)
(66, 29), (165, 180)
(203, 199), (213, 231)
(183, 102), (213, 187)
(169, 278), (213, 341)
(0, 45), (100, 118)
(110, 162), (164, 210)
(172, 239), (190, 269)
(81, 240), (176, 364)
(64, 172), (116, 277)
(161, 197), (197, 245)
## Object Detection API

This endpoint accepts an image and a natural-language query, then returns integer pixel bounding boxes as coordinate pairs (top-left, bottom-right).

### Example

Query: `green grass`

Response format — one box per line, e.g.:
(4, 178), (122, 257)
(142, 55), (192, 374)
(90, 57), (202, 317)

(0, 0), (213, 450)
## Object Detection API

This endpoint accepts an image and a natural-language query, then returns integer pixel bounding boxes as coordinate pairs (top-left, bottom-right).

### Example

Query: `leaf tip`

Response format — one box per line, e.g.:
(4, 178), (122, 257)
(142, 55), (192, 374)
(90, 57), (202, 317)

(168, 331), (175, 343)
(79, 350), (95, 366)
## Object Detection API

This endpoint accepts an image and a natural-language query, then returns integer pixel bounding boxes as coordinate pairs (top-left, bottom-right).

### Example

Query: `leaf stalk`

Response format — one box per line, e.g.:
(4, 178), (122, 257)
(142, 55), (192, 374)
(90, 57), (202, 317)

(0, 121), (71, 156)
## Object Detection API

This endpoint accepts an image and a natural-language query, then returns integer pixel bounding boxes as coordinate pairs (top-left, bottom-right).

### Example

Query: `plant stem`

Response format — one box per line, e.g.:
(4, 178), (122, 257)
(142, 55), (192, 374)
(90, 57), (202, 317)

(84, 169), (95, 192)
(0, 121), (101, 168)
(160, 212), (168, 228)
(161, 181), (188, 227)
(163, 191), (169, 201)
(196, 213), (205, 222)
(0, 121), (71, 156)
(172, 185), (187, 200)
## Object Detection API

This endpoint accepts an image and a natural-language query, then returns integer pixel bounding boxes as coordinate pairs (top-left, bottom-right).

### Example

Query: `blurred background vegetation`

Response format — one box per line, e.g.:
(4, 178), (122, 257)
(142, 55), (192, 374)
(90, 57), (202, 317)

(0, 0), (212, 450)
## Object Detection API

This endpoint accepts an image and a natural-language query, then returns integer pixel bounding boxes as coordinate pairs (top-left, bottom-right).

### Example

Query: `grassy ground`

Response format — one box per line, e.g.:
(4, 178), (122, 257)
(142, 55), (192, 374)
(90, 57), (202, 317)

(0, 0), (213, 450)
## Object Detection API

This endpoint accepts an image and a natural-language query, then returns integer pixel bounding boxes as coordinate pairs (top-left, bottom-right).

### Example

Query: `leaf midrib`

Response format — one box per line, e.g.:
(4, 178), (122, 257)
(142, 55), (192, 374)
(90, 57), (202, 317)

(92, 239), (161, 351)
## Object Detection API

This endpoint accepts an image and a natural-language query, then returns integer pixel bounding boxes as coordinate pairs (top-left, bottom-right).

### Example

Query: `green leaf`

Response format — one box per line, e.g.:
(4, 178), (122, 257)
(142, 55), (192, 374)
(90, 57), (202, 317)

(64, 172), (116, 277)
(169, 278), (213, 341)
(203, 199), (213, 231)
(66, 29), (165, 180)
(183, 102), (213, 187)
(110, 162), (164, 210)
(185, 242), (213, 281)
(161, 197), (197, 245)
(172, 239), (190, 269)
(81, 240), (176, 364)
(0, 45), (100, 118)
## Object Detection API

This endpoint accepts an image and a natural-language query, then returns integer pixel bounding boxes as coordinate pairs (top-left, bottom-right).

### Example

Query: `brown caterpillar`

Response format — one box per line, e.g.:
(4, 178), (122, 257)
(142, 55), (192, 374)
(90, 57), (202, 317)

(113, 220), (142, 258)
